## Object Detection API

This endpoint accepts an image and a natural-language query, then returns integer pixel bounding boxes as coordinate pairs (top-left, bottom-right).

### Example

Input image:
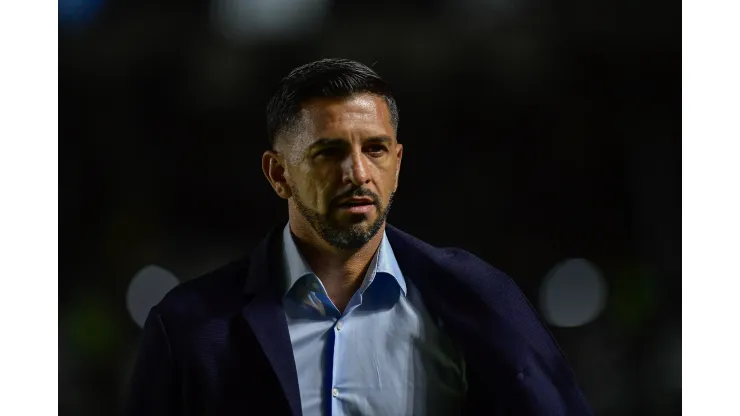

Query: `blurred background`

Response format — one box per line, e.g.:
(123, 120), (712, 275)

(59, 0), (680, 414)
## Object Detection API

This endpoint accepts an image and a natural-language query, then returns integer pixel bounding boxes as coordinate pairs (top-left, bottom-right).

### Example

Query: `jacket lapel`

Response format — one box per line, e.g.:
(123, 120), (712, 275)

(384, 224), (504, 412)
(385, 224), (541, 414)
(242, 225), (302, 416)
(385, 223), (496, 343)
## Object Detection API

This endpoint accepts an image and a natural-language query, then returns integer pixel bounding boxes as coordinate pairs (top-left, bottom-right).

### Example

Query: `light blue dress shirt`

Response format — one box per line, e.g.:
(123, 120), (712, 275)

(280, 224), (467, 416)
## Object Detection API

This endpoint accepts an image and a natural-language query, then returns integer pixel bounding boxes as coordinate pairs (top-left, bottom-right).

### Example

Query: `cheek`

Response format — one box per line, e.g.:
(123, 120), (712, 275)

(380, 168), (399, 193)
(302, 175), (335, 211)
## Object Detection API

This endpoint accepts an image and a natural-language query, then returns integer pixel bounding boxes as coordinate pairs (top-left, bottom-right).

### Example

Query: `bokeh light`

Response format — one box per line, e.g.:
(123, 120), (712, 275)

(210, 0), (330, 42)
(59, 0), (105, 28)
(540, 258), (608, 328)
(125, 265), (180, 328)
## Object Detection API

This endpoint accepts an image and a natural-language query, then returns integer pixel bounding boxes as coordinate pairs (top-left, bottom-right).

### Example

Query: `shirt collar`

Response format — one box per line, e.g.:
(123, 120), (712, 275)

(280, 222), (407, 297)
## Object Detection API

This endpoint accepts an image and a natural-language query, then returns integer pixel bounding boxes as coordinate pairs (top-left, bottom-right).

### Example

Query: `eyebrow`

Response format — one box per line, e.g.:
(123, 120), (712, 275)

(308, 136), (393, 152)
(364, 136), (392, 146)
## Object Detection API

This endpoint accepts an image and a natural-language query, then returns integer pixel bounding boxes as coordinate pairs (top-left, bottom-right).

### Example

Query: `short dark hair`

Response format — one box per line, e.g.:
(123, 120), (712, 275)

(265, 58), (399, 148)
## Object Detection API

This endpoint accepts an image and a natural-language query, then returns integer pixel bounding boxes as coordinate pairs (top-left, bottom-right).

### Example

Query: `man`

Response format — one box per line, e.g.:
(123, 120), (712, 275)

(125, 58), (592, 416)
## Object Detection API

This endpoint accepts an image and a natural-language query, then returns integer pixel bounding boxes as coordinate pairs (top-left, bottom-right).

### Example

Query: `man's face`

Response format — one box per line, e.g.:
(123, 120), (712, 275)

(270, 93), (403, 250)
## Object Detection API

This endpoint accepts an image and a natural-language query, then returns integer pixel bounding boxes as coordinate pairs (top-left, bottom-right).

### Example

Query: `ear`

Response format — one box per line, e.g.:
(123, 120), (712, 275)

(261, 150), (293, 199)
(393, 143), (403, 192)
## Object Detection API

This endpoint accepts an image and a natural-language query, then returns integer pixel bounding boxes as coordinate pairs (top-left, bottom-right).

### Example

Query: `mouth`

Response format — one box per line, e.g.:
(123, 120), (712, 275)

(336, 198), (376, 214)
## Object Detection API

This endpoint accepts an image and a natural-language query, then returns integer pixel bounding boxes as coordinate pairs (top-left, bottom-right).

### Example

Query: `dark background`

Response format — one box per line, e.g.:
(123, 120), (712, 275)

(59, 0), (680, 415)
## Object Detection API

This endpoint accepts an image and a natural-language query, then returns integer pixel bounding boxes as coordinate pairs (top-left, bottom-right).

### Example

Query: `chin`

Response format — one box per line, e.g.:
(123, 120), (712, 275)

(331, 220), (368, 233)
(348, 215), (383, 231)
(331, 215), (375, 230)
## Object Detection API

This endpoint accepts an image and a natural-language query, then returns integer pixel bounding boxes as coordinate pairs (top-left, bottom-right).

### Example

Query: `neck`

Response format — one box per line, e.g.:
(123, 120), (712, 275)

(288, 216), (385, 308)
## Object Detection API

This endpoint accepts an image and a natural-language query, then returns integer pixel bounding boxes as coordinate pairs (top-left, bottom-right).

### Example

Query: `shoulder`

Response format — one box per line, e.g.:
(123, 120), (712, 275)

(387, 225), (546, 334)
(437, 247), (518, 290)
(387, 224), (518, 297)
(393, 229), (577, 361)
(434, 246), (532, 308)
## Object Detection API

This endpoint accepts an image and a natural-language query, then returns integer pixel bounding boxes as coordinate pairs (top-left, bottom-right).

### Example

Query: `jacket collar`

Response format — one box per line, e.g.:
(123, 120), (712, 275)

(240, 222), (462, 416)
(279, 222), (408, 298)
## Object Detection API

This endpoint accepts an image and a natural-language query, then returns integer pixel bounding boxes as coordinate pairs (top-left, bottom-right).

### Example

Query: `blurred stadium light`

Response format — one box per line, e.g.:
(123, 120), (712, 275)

(59, 0), (105, 28)
(540, 258), (608, 328)
(126, 265), (180, 328)
(211, 0), (330, 42)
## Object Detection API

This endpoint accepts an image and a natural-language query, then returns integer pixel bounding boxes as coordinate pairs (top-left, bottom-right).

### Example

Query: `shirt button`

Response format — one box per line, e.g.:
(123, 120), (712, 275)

(336, 321), (343, 331)
(332, 388), (339, 398)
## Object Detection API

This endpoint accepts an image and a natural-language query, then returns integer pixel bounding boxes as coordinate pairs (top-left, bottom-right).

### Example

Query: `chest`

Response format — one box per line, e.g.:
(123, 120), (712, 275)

(285, 286), (467, 416)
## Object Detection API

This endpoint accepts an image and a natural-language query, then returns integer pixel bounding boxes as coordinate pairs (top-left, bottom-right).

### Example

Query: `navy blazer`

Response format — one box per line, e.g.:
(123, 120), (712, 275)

(124, 223), (592, 416)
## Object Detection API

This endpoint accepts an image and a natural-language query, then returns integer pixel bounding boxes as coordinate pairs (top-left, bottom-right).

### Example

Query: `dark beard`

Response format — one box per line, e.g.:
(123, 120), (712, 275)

(292, 189), (395, 250)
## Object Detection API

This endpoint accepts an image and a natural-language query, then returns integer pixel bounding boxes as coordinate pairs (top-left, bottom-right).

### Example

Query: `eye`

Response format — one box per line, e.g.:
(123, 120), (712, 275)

(365, 145), (387, 156)
(315, 147), (343, 158)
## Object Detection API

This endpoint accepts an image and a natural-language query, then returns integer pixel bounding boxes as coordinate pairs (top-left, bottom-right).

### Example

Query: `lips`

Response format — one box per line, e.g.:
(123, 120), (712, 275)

(336, 197), (376, 215)
(337, 198), (374, 207)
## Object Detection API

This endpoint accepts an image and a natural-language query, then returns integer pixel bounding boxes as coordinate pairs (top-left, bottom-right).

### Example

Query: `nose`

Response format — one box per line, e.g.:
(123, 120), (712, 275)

(341, 149), (370, 186)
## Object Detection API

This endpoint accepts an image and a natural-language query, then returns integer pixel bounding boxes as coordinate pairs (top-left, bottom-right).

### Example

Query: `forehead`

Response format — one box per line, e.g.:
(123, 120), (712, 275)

(294, 93), (394, 145)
